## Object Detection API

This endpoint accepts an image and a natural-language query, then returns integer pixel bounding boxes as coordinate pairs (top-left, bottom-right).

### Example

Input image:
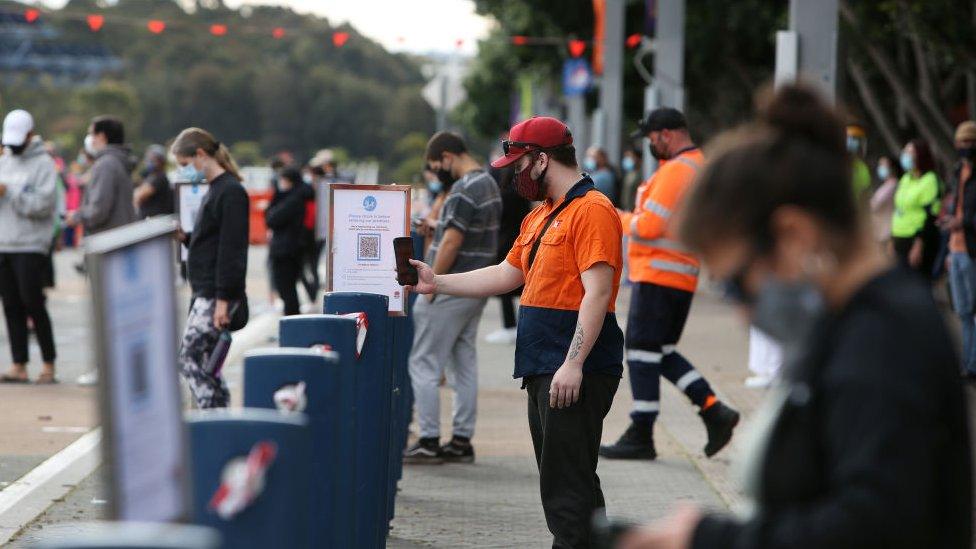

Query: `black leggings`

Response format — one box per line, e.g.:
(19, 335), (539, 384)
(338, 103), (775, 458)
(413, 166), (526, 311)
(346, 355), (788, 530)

(272, 255), (302, 316)
(893, 230), (940, 280)
(0, 253), (56, 364)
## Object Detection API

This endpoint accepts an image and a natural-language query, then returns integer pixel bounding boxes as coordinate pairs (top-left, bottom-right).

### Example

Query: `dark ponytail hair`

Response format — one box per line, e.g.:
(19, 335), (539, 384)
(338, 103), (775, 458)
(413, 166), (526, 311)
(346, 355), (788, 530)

(170, 127), (243, 181)
(679, 84), (858, 256)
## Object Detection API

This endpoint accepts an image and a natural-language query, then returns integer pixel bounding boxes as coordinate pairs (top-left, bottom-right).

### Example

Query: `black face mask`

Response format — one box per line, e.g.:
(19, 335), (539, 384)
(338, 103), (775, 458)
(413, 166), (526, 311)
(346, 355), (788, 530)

(8, 143), (27, 156)
(436, 168), (454, 187)
(433, 157), (455, 187)
(959, 147), (975, 160)
(648, 138), (668, 161)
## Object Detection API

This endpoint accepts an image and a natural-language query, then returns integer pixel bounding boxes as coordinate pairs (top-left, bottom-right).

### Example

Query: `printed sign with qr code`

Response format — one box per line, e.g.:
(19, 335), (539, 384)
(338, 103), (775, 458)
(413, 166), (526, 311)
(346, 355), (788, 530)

(357, 233), (381, 261)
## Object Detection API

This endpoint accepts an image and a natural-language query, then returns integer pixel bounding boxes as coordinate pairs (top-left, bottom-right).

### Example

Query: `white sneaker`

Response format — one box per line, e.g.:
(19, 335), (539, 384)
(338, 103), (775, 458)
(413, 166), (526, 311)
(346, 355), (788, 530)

(76, 370), (98, 386)
(744, 375), (774, 389)
(484, 327), (518, 345)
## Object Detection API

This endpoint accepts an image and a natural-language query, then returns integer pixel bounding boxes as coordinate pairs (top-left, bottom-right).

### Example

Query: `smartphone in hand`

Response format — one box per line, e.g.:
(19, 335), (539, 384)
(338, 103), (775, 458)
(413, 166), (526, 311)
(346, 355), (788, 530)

(394, 236), (418, 286)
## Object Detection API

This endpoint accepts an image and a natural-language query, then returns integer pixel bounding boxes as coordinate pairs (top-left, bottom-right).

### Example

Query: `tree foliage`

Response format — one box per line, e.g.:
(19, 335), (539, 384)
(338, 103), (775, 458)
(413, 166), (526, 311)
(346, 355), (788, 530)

(0, 0), (435, 176)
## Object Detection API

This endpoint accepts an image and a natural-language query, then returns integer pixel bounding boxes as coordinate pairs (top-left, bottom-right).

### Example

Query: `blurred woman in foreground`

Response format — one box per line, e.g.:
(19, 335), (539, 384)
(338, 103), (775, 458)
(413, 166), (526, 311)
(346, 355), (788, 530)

(621, 85), (971, 548)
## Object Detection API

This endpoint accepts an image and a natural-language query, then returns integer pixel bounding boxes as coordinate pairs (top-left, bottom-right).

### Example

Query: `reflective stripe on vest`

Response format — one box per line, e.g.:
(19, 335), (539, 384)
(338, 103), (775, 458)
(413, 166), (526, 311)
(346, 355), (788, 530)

(673, 156), (702, 172)
(650, 259), (700, 276)
(642, 198), (672, 219)
(630, 236), (689, 253)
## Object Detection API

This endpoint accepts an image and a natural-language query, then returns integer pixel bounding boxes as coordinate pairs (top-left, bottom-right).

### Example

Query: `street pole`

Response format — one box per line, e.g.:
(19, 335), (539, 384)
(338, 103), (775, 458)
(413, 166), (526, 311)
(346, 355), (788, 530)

(780, 0), (839, 104)
(599, 0), (625, 165)
(641, 0), (686, 180)
(567, 94), (587, 164)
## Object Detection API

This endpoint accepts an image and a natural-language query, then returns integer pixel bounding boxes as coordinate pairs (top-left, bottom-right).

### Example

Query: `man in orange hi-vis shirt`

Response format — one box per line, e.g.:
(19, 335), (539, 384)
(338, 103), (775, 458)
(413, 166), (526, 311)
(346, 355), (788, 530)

(407, 116), (624, 547)
(600, 108), (740, 461)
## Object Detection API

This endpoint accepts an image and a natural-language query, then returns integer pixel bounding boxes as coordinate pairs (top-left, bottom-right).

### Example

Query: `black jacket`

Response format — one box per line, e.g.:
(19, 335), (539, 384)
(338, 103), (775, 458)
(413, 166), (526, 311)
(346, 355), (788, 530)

(186, 172), (249, 300)
(946, 160), (976, 257)
(265, 184), (312, 260)
(693, 268), (971, 549)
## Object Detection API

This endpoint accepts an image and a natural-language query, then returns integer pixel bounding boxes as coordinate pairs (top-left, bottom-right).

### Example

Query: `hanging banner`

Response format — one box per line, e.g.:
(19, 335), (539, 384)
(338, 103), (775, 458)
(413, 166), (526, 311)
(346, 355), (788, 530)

(328, 185), (411, 315)
(592, 0), (606, 75)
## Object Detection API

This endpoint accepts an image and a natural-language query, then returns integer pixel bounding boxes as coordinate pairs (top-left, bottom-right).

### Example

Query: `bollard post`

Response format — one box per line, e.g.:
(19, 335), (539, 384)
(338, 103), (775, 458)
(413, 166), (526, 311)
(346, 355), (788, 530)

(322, 292), (391, 549)
(243, 348), (344, 548)
(186, 409), (312, 549)
(388, 314), (412, 522)
(278, 315), (358, 549)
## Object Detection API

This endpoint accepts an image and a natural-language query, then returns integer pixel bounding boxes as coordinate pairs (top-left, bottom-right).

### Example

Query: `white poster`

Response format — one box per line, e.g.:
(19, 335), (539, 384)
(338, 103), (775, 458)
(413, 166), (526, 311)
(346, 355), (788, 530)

(175, 183), (208, 261)
(175, 182), (209, 233)
(329, 185), (410, 315)
(98, 235), (185, 521)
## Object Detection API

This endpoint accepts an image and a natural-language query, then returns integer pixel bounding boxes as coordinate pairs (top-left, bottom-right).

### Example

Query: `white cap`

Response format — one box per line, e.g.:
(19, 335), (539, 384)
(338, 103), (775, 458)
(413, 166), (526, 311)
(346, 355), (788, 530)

(2, 110), (34, 147)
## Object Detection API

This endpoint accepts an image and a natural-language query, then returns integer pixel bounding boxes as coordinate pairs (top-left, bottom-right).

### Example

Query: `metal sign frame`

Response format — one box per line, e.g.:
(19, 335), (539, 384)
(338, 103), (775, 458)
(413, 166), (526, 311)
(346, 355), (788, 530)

(85, 216), (190, 522)
(327, 184), (412, 316)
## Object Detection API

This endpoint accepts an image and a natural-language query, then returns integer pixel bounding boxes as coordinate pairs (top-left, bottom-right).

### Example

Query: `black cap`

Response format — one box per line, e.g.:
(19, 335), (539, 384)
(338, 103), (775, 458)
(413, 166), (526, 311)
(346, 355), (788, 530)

(630, 107), (687, 139)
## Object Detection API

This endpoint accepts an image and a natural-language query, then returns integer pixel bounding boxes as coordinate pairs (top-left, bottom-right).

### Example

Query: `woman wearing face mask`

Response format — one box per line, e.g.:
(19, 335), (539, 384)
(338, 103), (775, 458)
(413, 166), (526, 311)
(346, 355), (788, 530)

(171, 128), (249, 409)
(265, 167), (313, 316)
(619, 148), (642, 211)
(869, 154), (902, 251)
(891, 139), (942, 279)
(619, 85), (971, 549)
(584, 146), (619, 205)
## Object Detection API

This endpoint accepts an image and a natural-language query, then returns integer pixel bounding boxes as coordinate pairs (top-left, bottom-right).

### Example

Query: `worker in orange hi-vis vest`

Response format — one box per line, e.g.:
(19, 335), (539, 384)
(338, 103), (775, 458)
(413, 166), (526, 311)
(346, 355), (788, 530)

(601, 108), (740, 461)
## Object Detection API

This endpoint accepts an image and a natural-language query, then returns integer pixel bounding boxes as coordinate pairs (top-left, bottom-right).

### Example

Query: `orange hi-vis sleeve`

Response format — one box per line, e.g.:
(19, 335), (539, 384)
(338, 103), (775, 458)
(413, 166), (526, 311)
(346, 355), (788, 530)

(625, 149), (704, 292)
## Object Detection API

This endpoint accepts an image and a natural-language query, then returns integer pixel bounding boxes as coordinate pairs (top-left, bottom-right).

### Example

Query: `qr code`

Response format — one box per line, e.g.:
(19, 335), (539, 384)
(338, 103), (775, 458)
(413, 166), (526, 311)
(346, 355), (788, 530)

(357, 233), (381, 261)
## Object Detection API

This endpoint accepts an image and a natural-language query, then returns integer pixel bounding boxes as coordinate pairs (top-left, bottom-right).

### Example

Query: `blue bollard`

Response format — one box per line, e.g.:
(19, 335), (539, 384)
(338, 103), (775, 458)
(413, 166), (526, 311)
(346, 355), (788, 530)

(321, 293), (391, 549)
(388, 314), (412, 522)
(278, 315), (358, 549)
(30, 522), (221, 549)
(186, 409), (312, 549)
(243, 348), (344, 549)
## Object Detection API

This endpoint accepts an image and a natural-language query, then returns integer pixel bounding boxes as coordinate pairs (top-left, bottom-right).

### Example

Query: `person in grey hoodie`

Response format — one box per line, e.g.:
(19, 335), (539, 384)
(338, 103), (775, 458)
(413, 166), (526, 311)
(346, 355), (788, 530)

(0, 110), (59, 384)
(65, 116), (136, 234)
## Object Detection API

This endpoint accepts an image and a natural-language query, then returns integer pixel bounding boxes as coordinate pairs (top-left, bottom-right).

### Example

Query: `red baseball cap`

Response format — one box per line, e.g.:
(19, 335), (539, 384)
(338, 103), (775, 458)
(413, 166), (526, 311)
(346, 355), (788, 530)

(491, 116), (574, 168)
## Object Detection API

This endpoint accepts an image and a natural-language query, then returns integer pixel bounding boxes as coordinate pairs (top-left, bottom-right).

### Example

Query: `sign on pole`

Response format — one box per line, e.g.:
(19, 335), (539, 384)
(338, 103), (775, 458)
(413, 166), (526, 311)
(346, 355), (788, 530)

(327, 184), (411, 316)
(85, 216), (189, 522)
(174, 181), (209, 261)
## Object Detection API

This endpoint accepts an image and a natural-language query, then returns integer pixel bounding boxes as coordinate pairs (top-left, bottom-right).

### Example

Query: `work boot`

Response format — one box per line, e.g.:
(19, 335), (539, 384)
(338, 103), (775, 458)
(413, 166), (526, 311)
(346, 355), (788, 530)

(599, 421), (656, 460)
(700, 401), (740, 457)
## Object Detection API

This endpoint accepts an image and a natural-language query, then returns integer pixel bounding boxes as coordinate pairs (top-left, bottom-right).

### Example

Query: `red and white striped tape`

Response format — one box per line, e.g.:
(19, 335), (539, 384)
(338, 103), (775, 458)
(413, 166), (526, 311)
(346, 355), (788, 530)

(208, 441), (278, 520)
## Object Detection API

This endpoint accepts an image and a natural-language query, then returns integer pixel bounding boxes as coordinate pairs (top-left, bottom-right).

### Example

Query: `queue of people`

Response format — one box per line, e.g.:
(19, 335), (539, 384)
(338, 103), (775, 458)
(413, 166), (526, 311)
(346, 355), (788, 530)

(1, 81), (974, 548)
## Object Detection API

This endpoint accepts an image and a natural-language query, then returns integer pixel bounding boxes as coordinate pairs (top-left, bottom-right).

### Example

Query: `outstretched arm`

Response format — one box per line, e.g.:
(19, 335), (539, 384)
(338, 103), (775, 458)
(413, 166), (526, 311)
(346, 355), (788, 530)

(407, 259), (524, 299)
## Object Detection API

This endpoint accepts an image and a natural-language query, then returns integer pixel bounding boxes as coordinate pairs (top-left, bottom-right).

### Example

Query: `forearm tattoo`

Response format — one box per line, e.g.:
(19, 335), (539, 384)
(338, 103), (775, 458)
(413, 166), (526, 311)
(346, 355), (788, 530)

(568, 323), (585, 361)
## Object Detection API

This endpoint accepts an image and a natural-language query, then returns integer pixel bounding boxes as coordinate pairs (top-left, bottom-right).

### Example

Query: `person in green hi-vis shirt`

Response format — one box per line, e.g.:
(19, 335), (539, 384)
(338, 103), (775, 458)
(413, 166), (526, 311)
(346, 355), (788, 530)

(892, 139), (942, 280)
(847, 124), (872, 200)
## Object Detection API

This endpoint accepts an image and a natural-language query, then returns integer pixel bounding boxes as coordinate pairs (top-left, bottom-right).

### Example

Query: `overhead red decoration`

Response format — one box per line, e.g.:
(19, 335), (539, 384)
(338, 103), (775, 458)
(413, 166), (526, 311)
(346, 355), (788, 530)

(147, 20), (166, 34)
(455, 38), (464, 48)
(568, 39), (586, 58)
(332, 32), (349, 47)
(626, 33), (642, 49)
(24, 8), (40, 23)
(396, 36), (406, 44)
(210, 24), (227, 36)
(511, 35), (528, 46)
(272, 27), (285, 39)
(87, 14), (104, 32)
